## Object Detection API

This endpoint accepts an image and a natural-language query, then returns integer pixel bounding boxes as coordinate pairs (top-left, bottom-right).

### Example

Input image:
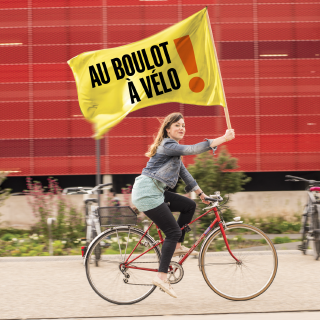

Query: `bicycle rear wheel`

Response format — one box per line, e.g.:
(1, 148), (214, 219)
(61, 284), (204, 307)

(201, 224), (278, 301)
(312, 206), (320, 260)
(85, 227), (161, 305)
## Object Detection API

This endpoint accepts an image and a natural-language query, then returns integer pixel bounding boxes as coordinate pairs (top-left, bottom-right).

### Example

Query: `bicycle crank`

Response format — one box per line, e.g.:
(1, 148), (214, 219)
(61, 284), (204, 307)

(167, 261), (184, 284)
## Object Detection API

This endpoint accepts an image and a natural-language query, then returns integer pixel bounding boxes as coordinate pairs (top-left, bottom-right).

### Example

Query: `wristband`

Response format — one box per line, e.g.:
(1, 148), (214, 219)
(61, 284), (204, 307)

(198, 191), (204, 197)
(224, 135), (228, 142)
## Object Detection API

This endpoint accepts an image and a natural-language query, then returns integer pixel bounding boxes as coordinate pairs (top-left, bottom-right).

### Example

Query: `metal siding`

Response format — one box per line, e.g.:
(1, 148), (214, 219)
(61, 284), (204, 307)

(0, 0), (319, 176)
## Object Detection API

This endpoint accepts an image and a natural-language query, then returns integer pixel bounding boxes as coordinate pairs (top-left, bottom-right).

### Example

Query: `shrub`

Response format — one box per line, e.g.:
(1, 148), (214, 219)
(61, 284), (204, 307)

(1, 233), (15, 241)
(273, 236), (292, 244)
(25, 177), (85, 245)
(53, 240), (65, 256)
(243, 215), (301, 234)
(0, 232), (86, 257)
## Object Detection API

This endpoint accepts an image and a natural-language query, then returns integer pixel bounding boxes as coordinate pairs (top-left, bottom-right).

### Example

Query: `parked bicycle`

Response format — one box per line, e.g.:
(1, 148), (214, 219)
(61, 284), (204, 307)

(84, 191), (278, 305)
(285, 175), (320, 260)
(63, 183), (113, 265)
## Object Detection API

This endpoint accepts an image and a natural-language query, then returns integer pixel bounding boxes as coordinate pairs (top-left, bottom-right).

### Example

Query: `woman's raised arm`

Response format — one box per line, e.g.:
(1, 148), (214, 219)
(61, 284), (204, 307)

(209, 129), (235, 149)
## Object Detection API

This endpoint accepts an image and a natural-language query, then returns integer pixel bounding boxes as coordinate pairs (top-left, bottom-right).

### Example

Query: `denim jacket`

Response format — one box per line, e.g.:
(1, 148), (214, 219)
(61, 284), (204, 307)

(141, 138), (217, 192)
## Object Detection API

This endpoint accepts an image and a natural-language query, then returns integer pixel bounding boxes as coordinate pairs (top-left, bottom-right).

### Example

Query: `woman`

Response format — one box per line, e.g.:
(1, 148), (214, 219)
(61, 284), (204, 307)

(131, 112), (235, 298)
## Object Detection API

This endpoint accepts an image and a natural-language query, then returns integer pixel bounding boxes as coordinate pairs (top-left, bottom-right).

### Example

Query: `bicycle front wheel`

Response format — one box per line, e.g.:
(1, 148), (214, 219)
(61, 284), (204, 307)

(85, 227), (161, 305)
(201, 224), (278, 301)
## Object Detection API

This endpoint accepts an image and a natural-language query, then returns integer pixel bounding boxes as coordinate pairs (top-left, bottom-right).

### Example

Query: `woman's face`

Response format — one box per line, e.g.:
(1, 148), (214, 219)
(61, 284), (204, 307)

(166, 118), (185, 142)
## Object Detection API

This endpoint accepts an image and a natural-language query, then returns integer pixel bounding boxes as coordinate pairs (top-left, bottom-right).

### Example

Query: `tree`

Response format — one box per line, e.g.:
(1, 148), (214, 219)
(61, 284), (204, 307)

(177, 146), (251, 228)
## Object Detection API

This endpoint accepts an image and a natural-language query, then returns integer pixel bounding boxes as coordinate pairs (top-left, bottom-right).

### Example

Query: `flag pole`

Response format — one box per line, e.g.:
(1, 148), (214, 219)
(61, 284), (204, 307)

(95, 139), (101, 206)
(223, 105), (232, 129)
(206, 9), (232, 130)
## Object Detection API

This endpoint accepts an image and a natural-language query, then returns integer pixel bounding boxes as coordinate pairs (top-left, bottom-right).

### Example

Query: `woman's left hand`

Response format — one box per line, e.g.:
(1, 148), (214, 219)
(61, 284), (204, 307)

(200, 193), (210, 205)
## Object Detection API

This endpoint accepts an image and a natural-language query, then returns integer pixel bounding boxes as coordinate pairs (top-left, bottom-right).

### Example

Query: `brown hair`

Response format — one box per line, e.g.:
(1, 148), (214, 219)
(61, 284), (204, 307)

(145, 112), (184, 158)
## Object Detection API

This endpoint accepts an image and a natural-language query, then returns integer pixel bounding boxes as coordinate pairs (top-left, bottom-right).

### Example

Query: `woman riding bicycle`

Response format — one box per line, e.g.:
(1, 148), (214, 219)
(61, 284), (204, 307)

(131, 112), (235, 298)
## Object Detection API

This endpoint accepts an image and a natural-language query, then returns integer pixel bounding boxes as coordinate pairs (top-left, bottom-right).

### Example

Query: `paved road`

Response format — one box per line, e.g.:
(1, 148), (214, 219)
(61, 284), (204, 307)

(44, 312), (320, 320)
(0, 250), (319, 320)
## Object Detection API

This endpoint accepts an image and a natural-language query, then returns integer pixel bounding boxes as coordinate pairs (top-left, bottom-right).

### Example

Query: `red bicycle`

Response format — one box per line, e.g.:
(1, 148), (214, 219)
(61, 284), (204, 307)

(84, 192), (278, 305)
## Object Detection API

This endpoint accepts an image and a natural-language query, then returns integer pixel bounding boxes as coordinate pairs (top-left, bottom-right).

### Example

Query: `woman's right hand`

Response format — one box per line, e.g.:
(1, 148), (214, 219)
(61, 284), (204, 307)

(225, 129), (235, 141)
(200, 193), (210, 205)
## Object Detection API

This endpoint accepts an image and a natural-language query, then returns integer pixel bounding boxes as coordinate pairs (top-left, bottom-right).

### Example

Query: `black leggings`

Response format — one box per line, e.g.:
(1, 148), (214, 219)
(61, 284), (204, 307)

(143, 191), (196, 273)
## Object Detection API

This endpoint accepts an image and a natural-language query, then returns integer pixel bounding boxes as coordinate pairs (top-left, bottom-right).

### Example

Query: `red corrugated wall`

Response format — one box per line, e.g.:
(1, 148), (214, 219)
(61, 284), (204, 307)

(1, 0), (319, 176)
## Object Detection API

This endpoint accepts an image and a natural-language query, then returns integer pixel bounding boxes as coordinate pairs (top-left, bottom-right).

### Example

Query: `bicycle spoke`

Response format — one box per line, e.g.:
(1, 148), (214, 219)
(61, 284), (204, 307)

(99, 259), (121, 264)
(204, 262), (237, 265)
(116, 229), (123, 262)
(124, 228), (131, 262)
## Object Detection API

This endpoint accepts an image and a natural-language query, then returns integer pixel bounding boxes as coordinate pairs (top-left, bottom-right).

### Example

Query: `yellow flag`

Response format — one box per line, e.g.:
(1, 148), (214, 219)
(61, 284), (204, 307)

(68, 7), (226, 138)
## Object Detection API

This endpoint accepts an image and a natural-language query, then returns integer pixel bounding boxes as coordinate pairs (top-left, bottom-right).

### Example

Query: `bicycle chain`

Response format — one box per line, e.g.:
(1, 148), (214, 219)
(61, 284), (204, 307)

(128, 261), (158, 264)
(123, 261), (158, 286)
(123, 261), (183, 286)
(124, 282), (153, 286)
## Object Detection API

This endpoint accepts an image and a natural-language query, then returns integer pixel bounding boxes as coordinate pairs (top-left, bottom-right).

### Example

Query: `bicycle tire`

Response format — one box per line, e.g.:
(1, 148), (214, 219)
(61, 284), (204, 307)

(85, 226), (161, 305)
(92, 230), (101, 266)
(312, 206), (320, 260)
(300, 211), (309, 255)
(200, 224), (278, 301)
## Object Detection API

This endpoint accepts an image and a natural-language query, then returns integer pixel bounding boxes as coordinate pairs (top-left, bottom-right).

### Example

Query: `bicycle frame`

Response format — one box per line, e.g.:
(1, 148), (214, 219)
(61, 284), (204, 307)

(122, 204), (239, 272)
(306, 190), (320, 233)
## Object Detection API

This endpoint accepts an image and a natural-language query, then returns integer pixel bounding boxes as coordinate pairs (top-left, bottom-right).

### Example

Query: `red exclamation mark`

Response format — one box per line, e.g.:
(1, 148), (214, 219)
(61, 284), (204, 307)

(174, 35), (205, 93)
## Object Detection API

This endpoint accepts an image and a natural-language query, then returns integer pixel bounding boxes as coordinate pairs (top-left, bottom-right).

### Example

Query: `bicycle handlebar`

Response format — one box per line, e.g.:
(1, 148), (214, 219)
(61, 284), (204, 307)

(63, 183), (113, 195)
(204, 195), (224, 202)
(285, 175), (306, 181)
(285, 175), (320, 185)
(90, 183), (113, 194)
(66, 187), (84, 192)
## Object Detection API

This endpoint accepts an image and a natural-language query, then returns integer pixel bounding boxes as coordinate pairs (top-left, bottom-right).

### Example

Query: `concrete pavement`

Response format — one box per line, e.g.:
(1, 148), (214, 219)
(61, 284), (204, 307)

(41, 312), (320, 320)
(0, 249), (319, 319)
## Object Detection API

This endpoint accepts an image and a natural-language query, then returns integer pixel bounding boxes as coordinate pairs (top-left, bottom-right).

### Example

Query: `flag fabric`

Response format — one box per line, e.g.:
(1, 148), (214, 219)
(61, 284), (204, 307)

(68, 7), (226, 138)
